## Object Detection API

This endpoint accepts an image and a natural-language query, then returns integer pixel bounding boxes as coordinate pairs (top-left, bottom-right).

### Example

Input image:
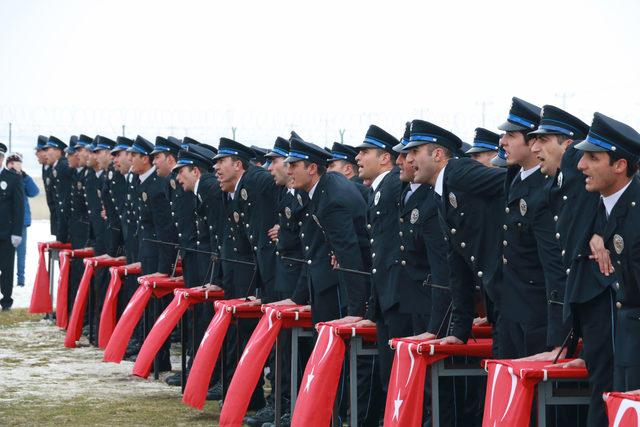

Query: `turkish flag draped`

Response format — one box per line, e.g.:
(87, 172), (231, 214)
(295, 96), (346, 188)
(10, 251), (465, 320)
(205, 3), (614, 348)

(64, 261), (96, 348)
(55, 250), (72, 328)
(98, 267), (125, 348)
(605, 392), (640, 427)
(383, 341), (429, 427)
(132, 289), (190, 378)
(482, 360), (535, 427)
(29, 242), (52, 313)
(182, 300), (234, 410)
(291, 324), (346, 427)
(103, 283), (153, 363)
(219, 306), (283, 426)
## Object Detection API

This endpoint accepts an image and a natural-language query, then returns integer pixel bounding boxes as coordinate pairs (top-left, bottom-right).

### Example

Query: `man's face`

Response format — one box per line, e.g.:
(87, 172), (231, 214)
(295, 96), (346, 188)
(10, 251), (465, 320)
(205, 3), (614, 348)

(470, 151), (496, 168)
(152, 152), (175, 177)
(500, 131), (531, 166)
(76, 147), (89, 166)
(267, 156), (288, 186)
(45, 147), (60, 165)
(214, 156), (242, 192)
(530, 134), (568, 176)
(86, 150), (97, 168)
(177, 166), (199, 192)
(113, 150), (131, 174)
(286, 161), (313, 191)
(130, 152), (150, 174)
(396, 153), (415, 182)
(36, 150), (47, 165)
(407, 145), (439, 185)
(96, 149), (112, 170)
(356, 148), (387, 180)
(577, 151), (625, 196)
(66, 152), (79, 168)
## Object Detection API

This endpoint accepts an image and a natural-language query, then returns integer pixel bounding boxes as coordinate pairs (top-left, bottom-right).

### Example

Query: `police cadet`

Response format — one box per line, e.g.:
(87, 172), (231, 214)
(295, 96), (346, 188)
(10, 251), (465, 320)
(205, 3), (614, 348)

(574, 113), (640, 393)
(405, 120), (506, 348)
(465, 128), (500, 168)
(45, 136), (72, 243)
(495, 98), (571, 359)
(350, 125), (402, 392)
(0, 142), (25, 311)
(101, 137), (127, 258)
(528, 106), (611, 426)
(213, 137), (267, 411)
(327, 141), (370, 201)
(65, 135), (92, 316)
(36, 135), (56, 236)
(283, 137), (381, 426)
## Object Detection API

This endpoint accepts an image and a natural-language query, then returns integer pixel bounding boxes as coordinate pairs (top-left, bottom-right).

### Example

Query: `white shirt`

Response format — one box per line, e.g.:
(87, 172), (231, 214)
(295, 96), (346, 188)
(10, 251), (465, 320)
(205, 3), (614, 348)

(519, 164), (541, 181)
(139, 165), (156, 184)
(194, 178), (200, 195)
(371, 169), (391, 192)
(602, 179), (633, 216)
(308, 180), (320, 200)
(76, 167), (84, 172)
(228, 174), (243, 199)
(96, 170), (104, 179)
(434, 164), (447, 196)
(44, 165), (50, 170)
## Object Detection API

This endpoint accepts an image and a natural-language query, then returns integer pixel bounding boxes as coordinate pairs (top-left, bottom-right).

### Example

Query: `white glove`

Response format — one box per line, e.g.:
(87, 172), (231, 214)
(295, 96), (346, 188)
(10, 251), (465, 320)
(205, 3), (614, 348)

(11, 235), (22, 248)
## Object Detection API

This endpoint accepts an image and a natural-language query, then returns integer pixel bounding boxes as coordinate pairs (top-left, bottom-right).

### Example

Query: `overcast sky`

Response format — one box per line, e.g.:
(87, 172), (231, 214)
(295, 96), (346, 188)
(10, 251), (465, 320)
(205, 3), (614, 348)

(1, 0), (639, 174)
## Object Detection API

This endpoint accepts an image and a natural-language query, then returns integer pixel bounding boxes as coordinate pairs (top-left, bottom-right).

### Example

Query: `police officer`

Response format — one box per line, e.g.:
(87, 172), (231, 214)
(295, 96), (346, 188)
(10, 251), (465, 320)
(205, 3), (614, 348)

(574, 112), (640, 392)
(213, 137), (267, 411)
(127, 135), (177, 371)
(528, 106), (610, 426)
(102, 138), (127, 258)
(283, 137), (381, 426)
(45, 136), (72, 243)
(36, 135), (56, 236)
(405, 119), (506, 347)
(0, 142), (25, 311)
(496, 98), (571, 358)
(465, 128), (500, 167)
(327, 141), (370, 201)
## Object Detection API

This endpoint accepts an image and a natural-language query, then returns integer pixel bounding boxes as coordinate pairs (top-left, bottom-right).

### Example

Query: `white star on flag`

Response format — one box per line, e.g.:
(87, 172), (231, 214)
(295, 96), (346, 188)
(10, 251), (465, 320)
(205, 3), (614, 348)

(392, 390), (403, 421)
(304, 366), (315, 393)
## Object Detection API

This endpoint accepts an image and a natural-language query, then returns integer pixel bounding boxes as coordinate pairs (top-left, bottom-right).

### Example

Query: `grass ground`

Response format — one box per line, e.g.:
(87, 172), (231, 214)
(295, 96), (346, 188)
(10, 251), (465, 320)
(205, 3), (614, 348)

(0, 309), (224, 426)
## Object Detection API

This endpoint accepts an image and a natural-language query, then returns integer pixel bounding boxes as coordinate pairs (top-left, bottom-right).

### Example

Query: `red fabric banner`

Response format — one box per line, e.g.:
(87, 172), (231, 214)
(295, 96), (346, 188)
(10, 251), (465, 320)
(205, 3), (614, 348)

(291, 324), (346, 427)
(55, 250), (72, 328)
(220, 306), (283, 426)
(182, 299), (236, 410)
(29, 242), (52, 313)
(605, 392), (640, 427)
(482, 359), (588, 427)
(103, 283), (153, 362)
(132, 289), (190, 378)
(383, 340), (429, 427)
(64, 261), (95, 348)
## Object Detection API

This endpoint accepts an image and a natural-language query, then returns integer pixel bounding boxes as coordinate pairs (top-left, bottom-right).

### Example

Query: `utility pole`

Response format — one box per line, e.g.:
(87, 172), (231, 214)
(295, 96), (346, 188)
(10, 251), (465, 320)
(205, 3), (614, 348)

(339, 129), (345, 143)
(555, 92), (574, 109)
(122, 124), (126, 137)
(476, 101), (492, 127)
(232, 127), (237, 140)
(8, 122), (12, 152)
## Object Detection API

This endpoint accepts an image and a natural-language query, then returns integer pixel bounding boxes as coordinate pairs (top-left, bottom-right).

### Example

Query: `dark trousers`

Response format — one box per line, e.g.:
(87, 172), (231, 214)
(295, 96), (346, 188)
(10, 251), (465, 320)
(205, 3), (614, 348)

(574, 290), (614, 427)
(496, 316), (547, 359)
(0, 239), (16, 309)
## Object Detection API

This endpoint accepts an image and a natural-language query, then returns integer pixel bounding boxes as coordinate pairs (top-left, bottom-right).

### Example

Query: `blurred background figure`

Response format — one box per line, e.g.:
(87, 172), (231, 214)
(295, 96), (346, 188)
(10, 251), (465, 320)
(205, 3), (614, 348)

(6, 152), (39, 287)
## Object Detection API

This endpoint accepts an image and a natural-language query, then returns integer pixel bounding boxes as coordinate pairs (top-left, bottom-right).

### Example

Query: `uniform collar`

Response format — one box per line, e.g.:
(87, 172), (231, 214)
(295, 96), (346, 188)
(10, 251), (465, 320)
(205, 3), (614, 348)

(602, 179), (633, 216)
(308, 180), (320, 200)
(96, 169), (104, 178)
(519, 164), (541, 181)
(194, 178), (200, 195)
(370, 169), (391, 192)
(139, 165), (156, 183)
(410, 182), (421, 192)
(434, 163), (447, 196)
(228, 174), (242, 199)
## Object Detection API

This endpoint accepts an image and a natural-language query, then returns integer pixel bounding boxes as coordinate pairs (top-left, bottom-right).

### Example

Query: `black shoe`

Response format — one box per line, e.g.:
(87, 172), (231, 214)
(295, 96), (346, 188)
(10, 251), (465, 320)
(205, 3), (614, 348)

(17, 283), (25, 288)
(124, 343), (140, 359)
(244, 403), (275, 426)
(165, 372), (183, 386)
(261, 412), (291, 427)
(82, 325), (90, 337)
(206, 382), (223, 400)
(1, 306), (10, 312)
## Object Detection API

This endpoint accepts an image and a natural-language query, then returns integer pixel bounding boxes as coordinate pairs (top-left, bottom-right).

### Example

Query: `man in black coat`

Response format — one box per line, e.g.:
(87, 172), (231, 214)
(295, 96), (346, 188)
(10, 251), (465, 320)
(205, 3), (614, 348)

(0, 142), (25, 311)
(529, 105), (609, 426)
(45, 136), (73, 243)
(36, 135), (56, 236)
(574, 112), (640, 393)
(327, 141), (370, 201)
